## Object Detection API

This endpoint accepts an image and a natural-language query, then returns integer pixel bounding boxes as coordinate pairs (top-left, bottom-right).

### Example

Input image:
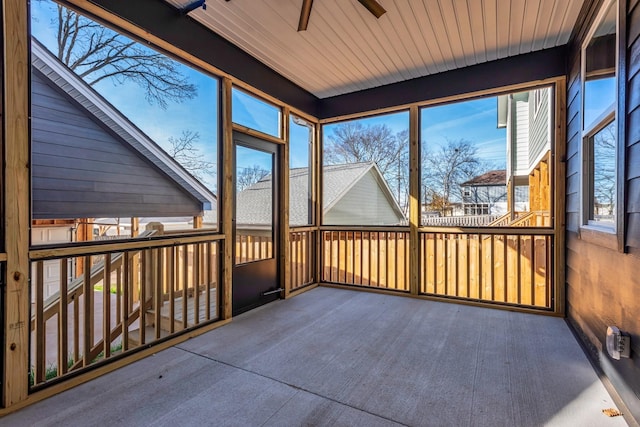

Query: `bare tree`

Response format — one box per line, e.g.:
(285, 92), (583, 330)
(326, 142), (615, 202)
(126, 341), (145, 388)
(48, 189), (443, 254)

(421, 139), (483, 215)
(43, 2), (196, 108)
(325, 122), (404, 176)
(592, 121), (616, 217)
(237, 165), (270, 191)
(324, 123), (409, 212)
(167, 130), (215, 181)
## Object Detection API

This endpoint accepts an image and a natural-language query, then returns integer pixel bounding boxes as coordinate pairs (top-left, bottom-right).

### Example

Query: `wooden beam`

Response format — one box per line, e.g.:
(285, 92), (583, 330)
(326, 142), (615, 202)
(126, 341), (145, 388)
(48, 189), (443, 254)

(281, 108), (291, 298)
(2, 0), (31, 406)
(553, 78), (567, 316)
(315, 124), (323, 286)
(221, 77), (234, 320)
(409, 106), (420, 296)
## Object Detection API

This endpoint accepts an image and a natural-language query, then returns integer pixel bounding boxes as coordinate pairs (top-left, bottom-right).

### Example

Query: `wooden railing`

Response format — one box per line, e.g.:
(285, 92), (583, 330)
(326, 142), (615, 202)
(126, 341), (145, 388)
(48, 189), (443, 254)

(320, 227), (552, 310)
(29, 238), (221, 388)
(422, 214), (501, 227)
(289, 228), (315, 291)
(322, 229), (409, 291)
(420, 231), (552, 308)
(235, 229), (272, 264)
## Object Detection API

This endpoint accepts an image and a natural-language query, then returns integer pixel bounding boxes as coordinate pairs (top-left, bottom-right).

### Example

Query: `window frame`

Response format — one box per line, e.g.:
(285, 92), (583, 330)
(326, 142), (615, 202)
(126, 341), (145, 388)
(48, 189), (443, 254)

(579, 0), (619, 235)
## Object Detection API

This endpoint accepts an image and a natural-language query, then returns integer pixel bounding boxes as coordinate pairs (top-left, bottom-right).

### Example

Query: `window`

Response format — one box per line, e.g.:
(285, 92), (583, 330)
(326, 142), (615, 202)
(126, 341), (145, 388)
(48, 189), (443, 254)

(420, 86), (553, 227)
(232, 88), (281, 138)
(582, 0), (617, 230)
(290, 115), (314, 226)
(322, 112), (409, 226)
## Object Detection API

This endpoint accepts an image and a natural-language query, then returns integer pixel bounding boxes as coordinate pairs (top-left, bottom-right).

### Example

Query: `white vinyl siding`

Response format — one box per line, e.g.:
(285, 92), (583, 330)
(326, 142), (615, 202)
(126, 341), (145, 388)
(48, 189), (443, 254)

(324, 171), (402, 225)
(529, 88), (551, 170)
(512, 98), (530, 176)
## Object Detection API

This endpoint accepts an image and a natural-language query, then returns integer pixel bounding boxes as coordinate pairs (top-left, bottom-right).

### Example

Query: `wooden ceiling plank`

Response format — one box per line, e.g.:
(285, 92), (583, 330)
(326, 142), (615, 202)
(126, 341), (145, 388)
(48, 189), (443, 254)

(313, 0), (395, 92)
(483, 0), (499, 62)
(395, 1), (438, 74)
(531, 0), (556, 52)
(198, 1), (359, 96)
(467, 0), (487, 63)
(508, 0), (527, 57)
(438, 0), (468, 69)
(543, 0), (571, 49)
(496, 0), (511, 58)
(410, 1), (449, 73)
(337, 0), (415, 82)
(378, 3), (428, 78)
(453, 0), (477, 66)
(158, 0), (583, 98)
(424, 0), (458, 70)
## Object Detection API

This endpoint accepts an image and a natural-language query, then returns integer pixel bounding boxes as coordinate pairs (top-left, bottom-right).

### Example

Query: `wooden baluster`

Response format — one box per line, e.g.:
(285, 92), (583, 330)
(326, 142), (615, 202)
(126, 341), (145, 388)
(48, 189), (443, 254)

(168, 246), (175, 333)
(103, 254), (112, 359)
(138, 251), (146, 346)
(83, 255), (92, 366)
(182, 246), (189, 329)
(59, 259), (69, 375)
(122, 251), (130, 352)
(35, 261), (45, 384)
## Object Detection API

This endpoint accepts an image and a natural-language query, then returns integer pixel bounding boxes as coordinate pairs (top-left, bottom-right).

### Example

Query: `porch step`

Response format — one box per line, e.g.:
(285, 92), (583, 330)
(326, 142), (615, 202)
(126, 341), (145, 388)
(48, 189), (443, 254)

(127, 325), (170, 347)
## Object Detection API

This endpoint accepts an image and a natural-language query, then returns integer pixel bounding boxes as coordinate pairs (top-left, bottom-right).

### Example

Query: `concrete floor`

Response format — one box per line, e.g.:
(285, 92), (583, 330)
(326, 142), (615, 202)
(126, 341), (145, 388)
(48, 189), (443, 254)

(5, 287), (628, 426)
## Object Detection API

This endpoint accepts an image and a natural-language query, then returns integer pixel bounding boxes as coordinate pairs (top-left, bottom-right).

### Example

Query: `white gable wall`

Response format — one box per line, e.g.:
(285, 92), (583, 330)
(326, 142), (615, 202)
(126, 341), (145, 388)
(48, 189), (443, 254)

(324, 171), (402, 225)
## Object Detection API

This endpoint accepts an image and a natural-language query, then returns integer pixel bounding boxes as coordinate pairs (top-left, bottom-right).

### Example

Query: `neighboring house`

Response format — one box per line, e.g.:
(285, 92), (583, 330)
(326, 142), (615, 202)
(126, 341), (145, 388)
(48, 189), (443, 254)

(30, 38), (216, 299)
(31, 38), (216, 226)
(460, 170), (508, 216)
(497, 87), (552, 217)
(237, 162), (406, 228)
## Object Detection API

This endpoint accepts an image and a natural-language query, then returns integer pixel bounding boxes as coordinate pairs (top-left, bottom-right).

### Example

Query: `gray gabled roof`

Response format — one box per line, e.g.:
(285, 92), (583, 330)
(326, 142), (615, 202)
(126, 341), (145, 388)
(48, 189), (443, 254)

(237, 162), (405, 226)
(31, 38), (216, 211)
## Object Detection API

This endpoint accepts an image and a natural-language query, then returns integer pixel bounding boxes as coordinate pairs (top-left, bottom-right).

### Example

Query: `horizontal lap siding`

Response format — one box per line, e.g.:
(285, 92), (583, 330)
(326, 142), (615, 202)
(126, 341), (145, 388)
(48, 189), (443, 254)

(31, 70), (202, 219)
(566, 0), (640, 421)
(628, 1), (640, 252)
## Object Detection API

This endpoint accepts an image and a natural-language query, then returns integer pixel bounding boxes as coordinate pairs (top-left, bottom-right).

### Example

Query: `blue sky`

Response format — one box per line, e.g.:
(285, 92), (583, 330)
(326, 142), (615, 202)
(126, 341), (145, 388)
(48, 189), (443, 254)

(422, 97), (507, 168)
(322, 97), (507, 169)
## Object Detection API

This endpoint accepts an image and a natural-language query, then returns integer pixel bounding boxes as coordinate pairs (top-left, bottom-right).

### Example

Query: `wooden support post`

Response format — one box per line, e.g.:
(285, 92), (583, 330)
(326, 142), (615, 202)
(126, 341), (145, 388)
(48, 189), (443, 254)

(281, 107), (291, 297)
(3, 0), (31, 406)
(409, 106), (420, 295)
(314, 124), (322, 286)
(553, 78), (567, 316)
(221, 78), (234, 319)
(193, 216), (203, 229)
(130, 217), (140, 304)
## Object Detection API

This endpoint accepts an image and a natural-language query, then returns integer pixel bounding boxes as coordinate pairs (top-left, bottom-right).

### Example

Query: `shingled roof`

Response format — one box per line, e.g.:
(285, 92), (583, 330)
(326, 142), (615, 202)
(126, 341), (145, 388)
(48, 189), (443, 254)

(461, 170), (507, 186)
(237, 162), (405, 227)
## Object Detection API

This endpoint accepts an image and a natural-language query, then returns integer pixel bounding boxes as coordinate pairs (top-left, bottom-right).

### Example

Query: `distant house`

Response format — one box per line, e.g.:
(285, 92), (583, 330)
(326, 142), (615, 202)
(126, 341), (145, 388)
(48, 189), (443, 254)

(460, 170), (508, 216)
(237, 162), (406, 228)
(31, 38), (216, 243)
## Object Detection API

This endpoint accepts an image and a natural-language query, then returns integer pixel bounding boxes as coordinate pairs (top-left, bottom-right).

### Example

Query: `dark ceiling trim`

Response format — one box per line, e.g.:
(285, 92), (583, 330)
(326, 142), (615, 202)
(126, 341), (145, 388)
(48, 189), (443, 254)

(88, 0), (320, 116)
(318, 46), (568, 119)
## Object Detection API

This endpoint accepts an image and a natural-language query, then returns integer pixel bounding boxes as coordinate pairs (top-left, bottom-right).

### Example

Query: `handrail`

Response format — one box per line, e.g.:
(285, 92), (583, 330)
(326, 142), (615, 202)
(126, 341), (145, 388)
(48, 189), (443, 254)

(29, 231), (223, 260)
(488, 212), (514, 227)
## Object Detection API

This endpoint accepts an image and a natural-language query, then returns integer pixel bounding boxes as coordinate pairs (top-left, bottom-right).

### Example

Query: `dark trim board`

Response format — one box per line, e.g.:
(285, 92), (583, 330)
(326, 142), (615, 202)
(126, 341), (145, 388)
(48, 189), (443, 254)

(318, 46), (569, 118)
